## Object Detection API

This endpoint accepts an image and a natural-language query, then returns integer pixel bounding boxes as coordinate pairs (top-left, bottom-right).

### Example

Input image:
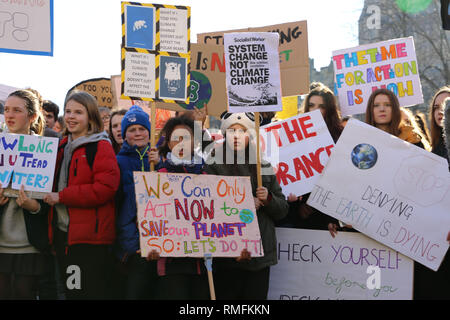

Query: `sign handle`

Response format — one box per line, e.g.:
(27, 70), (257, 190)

(255, 112), (262, 188)
(150, 102), (156, 172)
(204, 254), (216, 300)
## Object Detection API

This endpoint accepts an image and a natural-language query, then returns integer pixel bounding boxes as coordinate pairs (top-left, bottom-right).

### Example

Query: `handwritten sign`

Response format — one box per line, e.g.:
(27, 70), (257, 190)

(157, 43), (227, 117)
(332, 37), (423, 116)
(306, 119), (450, 271)
(224, 32), (282, 113)
(134, 172), (264, 258)
(68, 78), (114, 108)
(268, 228), (413, 300)
(261, 110), (335, 197)
(198, 20), (310, 97)
(0, 0), (53, 56)
(0, 133), (58, 197)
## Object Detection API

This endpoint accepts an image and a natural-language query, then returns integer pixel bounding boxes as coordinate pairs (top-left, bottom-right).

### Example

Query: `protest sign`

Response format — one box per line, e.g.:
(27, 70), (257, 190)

(0, 83), (20, 104)
(158, 43), (227, 117)
(198, 20), (310, 97)
(134, 171), (263, 258)
(224, 32), (282, 113)
(332, 37), (423, 116)
(111, 75), (134, 109)
(0, 133), (58, 198)
(306, 119), (450, 271)
(121, 2), (191, 104)
(275, 96), (299, 121)
(68, 78), (114, 108)
(110, 75), (175, 131)
(268, 228), (413, 300)
(260, 110), (335, 197)
(0, 0), (53, 56)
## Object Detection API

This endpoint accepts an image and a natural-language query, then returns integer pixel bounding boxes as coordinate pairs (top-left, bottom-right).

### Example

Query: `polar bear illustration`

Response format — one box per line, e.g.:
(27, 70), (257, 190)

(164, 62), (181, 93)
(133, 20), (147, 31)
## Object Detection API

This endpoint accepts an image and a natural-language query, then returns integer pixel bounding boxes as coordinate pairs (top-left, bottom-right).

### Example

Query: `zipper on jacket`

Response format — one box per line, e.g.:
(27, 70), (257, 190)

(136, 145), (150, 171)
(74, 159), (78, 176)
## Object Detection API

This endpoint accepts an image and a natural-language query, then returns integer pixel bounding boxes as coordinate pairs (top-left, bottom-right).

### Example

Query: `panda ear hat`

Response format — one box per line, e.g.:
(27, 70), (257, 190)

(219, 111), (262, 134)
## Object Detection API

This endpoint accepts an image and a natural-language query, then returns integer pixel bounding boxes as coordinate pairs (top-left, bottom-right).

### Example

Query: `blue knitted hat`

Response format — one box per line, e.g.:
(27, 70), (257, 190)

(121, 105), (151, 139)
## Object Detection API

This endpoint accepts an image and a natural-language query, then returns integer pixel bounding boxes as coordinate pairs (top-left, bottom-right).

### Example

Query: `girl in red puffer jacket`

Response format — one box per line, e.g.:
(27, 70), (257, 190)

(44, 91), (120, 300)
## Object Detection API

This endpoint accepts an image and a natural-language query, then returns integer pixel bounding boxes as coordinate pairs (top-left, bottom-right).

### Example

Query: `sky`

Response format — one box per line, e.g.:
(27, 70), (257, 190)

(0, 0), (365, 111)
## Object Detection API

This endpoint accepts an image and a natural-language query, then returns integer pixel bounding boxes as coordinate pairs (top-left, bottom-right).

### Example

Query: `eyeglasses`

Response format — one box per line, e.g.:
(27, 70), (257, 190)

(102, 115), (111, 121)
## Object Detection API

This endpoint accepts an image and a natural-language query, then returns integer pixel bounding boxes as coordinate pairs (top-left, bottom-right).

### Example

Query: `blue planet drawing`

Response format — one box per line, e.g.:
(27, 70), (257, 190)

(351, 143), (378, 169)
(239, 209), (254, 224)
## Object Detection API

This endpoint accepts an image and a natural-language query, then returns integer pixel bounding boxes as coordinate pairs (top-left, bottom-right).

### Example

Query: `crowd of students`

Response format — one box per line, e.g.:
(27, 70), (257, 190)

(0, 82), (448, 300)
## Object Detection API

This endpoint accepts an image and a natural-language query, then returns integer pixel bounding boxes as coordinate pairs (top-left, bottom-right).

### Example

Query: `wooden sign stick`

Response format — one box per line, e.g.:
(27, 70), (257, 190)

(204, 254), (216, 300)
(255, 112), (262, 188)
(150, 101), (156, 172)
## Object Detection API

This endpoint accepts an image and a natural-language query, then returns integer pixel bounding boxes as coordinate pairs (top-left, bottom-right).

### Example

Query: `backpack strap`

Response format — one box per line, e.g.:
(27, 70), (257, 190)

(85, 141), (99, 170)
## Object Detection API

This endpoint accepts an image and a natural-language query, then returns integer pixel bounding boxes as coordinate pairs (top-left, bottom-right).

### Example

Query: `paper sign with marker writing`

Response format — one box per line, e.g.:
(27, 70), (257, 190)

(306, 119), (450, 271)
(268, 228), (413, 300)
(0, 0), (53, 56)
(260, 110), (335, 197)
(332, 37), (423, 116)
(224, 32), (282, 113)
(134, 172), (264, 258)
(0, 133), (58, 195)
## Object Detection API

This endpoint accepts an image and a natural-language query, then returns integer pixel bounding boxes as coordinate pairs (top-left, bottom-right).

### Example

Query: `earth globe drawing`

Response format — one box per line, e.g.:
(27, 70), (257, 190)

(351, 143), (378, 169)
(178, 71), (212, 110)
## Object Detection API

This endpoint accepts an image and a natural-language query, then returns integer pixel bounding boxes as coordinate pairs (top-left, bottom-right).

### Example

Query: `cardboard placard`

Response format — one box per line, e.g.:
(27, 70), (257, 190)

(68, 78), (114, 108)
(306, 119), (450, 271)
(156, 43), (227, 117)
(268, 228), (413, 300)
(332, 37), (423, 116)
(198, 20), (309, 97)
(134, 172), (264, 258)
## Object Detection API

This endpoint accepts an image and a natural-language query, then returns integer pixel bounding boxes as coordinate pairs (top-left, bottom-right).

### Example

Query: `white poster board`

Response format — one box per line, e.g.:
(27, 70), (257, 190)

(0, 0), (53, 56)
(268, 228), (413, 300)
(0, 133), (58, 196)
(332, 37), (423, 116)
(260, 110), (335, 197)
(224, 32), (282, 113)
(0, 83), (19, 103)
(306, 119), (450, 271)
(134, 172), (264, 258)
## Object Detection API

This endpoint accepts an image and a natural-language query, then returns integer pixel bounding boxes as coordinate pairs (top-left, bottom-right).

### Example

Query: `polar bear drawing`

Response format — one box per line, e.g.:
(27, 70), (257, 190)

(164, 62), (181, 93)
(133, 20), (147, 31)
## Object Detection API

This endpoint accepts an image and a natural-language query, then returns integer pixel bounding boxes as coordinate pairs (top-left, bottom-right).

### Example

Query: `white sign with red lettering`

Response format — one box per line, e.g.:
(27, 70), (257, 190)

(261, 110), (335, 197)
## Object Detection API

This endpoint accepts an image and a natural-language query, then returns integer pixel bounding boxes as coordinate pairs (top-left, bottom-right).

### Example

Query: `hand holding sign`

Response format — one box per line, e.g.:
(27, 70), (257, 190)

(256, 186), (269, 205)
(16, 185), (39, 212)
(43, 192), (59, 206)
(0, 183), (9, 206)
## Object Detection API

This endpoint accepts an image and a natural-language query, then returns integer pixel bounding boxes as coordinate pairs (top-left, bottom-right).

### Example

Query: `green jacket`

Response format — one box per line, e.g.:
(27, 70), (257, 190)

(205, 161), (288, 271)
